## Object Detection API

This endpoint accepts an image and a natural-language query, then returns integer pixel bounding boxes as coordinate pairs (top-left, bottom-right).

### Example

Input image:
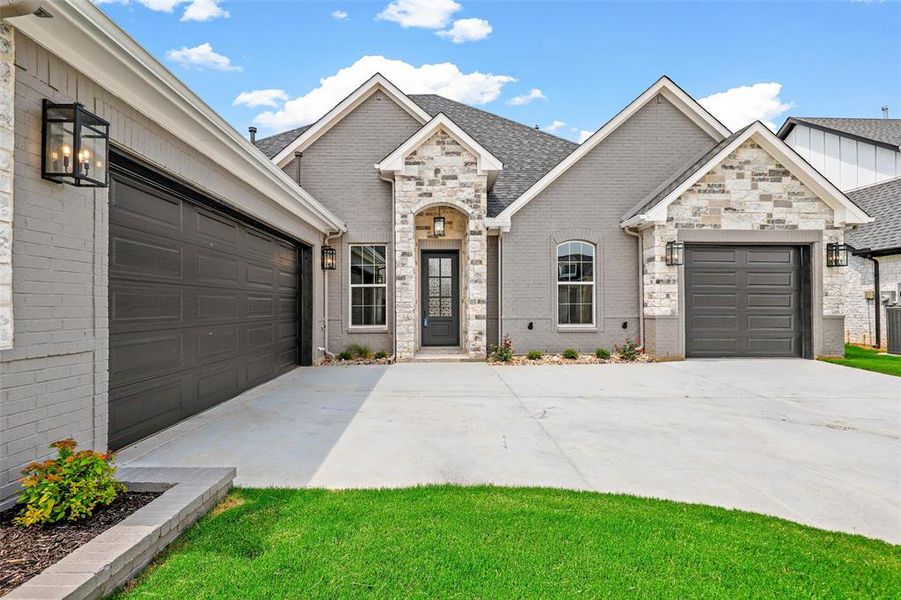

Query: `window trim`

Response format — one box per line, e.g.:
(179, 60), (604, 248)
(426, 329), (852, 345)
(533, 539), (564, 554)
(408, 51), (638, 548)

(348, 243), (389, 331)
(555, 240), (596, 329)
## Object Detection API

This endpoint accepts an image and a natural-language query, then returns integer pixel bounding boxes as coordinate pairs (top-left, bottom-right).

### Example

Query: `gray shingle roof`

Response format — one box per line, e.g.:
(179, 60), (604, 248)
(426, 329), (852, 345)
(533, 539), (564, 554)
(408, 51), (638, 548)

(255, 124), (312, 159)
(780, 118), (901, 150)
(846, 177), (901, 253)
(622, 126), (749, 222)
(253, 95), (577, 217)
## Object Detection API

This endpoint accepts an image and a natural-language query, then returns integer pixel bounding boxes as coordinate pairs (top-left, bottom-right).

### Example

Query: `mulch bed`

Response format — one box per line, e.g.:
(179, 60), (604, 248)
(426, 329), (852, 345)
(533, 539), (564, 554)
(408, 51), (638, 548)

(0, 491), (161, 596)
(490, 352), (656, 366)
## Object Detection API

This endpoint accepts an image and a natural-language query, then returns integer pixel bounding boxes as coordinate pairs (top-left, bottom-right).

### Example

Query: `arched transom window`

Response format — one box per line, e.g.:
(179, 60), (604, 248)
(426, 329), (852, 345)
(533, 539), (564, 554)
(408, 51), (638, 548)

(557, 241), (595, 327)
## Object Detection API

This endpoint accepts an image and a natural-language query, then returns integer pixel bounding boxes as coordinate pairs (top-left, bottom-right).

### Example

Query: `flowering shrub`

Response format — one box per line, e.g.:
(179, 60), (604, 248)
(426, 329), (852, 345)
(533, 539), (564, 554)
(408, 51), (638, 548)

(16, 439), (125, 527)
(491, 335), (514, 362)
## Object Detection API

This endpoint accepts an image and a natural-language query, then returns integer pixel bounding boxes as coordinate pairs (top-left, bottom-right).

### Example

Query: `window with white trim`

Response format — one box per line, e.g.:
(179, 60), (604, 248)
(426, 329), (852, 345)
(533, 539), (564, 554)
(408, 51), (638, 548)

(556, 241), (595, 326)
(350, 244), (387, 328)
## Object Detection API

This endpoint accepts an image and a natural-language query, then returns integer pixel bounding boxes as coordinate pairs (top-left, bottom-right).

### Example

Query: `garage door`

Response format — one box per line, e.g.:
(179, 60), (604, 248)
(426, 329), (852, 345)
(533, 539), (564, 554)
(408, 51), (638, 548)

(684, 245), (810, 358)
(108, 156), (310, 449)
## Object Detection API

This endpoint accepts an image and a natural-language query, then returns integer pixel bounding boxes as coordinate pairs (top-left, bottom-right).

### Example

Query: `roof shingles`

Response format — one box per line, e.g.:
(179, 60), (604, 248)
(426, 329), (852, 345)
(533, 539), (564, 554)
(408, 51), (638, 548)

(846, 177), (901, 252)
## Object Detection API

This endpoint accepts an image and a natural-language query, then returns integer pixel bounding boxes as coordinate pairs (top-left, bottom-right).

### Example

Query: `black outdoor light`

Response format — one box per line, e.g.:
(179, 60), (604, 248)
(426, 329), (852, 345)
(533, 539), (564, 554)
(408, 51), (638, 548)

(41, 100), (110, 187)
(664, 241), (684, 266)
(826, 242), (850, 268)
(321, 244), (337, 270)
(433, 211), (446, 237)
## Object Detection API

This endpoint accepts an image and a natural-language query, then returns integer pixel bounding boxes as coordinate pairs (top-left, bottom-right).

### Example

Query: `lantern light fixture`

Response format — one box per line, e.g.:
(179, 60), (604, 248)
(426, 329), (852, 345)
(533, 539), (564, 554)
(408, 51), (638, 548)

(432, 214), (446, 237)
(826, 242), (850, 268)
(41, 100), (110, 188)
(321, 244), (337, 270)
(664, 241), (684, 266)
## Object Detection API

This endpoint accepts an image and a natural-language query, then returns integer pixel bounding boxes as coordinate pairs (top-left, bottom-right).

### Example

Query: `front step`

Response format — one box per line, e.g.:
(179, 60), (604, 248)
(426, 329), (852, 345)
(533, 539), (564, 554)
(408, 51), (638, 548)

(410, 347), (482, 362)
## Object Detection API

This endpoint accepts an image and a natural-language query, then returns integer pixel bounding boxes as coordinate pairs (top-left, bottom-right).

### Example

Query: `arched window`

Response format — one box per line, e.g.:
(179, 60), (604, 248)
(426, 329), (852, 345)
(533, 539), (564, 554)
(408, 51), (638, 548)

(557, 241), (595, 327)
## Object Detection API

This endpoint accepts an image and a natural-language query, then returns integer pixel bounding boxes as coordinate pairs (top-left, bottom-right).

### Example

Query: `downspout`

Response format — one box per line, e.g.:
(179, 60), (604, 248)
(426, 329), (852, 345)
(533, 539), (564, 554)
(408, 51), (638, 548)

(850, 244), (881, 349)
(319, 230), (342, 361)
(623, 227), (646, 352)
(377, 169), (398, 359)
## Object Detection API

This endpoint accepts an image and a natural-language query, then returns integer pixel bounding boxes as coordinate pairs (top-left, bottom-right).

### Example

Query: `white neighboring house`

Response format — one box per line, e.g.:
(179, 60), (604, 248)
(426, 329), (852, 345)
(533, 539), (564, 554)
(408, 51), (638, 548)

(779, 118), (901, 347)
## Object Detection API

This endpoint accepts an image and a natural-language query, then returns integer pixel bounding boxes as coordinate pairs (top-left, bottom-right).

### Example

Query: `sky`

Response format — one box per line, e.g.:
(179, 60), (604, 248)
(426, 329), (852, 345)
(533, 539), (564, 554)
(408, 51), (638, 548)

(95, 0), (901, 143)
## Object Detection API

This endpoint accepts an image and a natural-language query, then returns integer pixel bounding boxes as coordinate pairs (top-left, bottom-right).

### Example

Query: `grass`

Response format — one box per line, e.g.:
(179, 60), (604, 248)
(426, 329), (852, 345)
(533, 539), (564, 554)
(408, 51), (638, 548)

(820, 344), (901, 377)
(115, 486), (899, 599)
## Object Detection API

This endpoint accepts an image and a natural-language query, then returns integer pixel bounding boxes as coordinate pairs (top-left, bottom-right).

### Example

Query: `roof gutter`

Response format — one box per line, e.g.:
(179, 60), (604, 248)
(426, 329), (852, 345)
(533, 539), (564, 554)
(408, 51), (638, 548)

(7, 1), (346, 235)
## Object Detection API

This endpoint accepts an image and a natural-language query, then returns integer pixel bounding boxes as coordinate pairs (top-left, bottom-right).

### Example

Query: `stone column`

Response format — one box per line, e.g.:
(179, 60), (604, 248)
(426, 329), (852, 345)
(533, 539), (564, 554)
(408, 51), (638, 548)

(0, 24), (13, 350)
(394, 189), (417, 359)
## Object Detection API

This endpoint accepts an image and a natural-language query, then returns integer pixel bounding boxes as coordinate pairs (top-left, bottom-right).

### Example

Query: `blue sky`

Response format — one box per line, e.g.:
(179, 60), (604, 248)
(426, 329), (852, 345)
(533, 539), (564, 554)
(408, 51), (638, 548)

(97, 0), (901, 143)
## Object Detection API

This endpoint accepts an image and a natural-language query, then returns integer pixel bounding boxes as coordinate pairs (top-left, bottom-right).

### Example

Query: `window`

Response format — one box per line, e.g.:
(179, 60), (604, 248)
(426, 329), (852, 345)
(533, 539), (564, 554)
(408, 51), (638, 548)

(350, 245), (387, 328)
(557, 241), (595, 327)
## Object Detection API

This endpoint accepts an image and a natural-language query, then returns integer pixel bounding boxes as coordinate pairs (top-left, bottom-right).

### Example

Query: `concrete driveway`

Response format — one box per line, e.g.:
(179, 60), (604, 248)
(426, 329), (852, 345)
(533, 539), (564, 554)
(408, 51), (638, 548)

(118, 359), (901, 543)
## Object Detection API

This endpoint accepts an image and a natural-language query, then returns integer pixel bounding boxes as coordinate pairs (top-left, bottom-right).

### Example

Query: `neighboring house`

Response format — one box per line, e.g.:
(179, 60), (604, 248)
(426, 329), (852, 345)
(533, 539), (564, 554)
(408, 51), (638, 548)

(256, 74), (869, 362)
(779, 118), (901, 347)
(0, 1), (873, 507)
(0, 2), (344, 504)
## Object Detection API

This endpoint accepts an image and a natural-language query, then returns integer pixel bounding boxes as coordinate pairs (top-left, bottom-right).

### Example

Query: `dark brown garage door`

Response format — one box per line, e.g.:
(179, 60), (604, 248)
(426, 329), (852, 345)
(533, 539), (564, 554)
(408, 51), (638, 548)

(108, 156), (310, 450)
(684, 245), (810, 358)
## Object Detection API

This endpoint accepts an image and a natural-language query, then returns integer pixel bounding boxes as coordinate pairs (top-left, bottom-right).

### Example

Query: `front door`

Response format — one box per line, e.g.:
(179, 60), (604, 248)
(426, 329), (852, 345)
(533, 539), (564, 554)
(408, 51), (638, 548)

(421, 251), (460, 346)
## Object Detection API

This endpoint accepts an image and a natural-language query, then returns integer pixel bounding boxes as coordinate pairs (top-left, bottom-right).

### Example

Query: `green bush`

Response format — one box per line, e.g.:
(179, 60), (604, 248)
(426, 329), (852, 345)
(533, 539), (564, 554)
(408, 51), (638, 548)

(595, 348), (611, 360)
(561, 348), (579, 360)
(374, 351), (389, 360)
(347, 344), (373, 360)
(526, 350), (543, 361)
(338, 350), (353, 361)
(490, 335), (514, 362)
(16, 439), (125, 527)
(616, 339), (639, 362)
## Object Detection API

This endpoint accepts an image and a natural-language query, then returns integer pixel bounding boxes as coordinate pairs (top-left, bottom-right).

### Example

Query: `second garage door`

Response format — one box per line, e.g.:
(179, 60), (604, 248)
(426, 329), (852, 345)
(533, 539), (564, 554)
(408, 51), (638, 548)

(684, 245), (810, 358)
(108, 156), (310, 450)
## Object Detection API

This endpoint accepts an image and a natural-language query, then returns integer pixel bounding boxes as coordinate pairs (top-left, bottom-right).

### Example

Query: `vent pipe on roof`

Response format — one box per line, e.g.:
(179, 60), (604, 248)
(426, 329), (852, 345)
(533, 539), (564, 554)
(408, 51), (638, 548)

(248, 126), (257, 144)
(882, 106), (890, 119)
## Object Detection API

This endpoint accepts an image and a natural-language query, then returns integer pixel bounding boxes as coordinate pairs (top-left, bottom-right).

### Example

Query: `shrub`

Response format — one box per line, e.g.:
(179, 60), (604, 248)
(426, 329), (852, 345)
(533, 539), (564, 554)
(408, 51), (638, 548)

(561, 348), (579, 360)
(338, 350), (353, 361)
(16, 439), (125, 527)
(595, 348), (611, 360)
(347, 344), (373, 360)
(491, 335), (514, 362)
(616, 339), (639, 362)
(526, 350), (543, 361)
(374, 351), (389, 360)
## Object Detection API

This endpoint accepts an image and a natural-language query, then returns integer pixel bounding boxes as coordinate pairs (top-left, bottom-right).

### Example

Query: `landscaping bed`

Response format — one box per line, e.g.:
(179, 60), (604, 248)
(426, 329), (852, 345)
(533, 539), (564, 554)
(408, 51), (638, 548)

(115, 486), (900, 598)
(820, 344), (901, 377)
(490, 351), (654, 365)
(0, 491), (161, 596)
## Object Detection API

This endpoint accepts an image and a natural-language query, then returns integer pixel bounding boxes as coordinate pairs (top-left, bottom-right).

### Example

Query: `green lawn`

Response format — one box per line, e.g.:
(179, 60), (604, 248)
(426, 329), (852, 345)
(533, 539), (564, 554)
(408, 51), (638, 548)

(117, 486), (899, 599)
(820, 344), (901, 377)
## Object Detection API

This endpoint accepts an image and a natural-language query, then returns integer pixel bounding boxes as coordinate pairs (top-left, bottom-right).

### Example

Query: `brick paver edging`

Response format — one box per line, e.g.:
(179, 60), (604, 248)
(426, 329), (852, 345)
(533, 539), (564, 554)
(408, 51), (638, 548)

(6, 466), (236, 599)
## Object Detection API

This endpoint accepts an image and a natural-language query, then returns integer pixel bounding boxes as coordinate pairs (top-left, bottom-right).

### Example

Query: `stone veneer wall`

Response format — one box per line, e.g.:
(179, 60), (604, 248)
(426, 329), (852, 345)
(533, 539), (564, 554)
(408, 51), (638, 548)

(394, 129), (487, 359)
(0, 24), (12, 349)
(845, 253), (901, 347)
(643, 139), (847, 356)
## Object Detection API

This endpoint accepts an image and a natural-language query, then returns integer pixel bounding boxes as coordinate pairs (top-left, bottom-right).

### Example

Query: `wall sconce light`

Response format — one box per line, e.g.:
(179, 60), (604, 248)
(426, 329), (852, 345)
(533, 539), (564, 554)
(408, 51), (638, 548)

(826, 243), (849, 268)
(41, 100), (110, 187)
(321, 244), (337, 270)
(664, 241), (684, 266)
(433, 214), (446, 237)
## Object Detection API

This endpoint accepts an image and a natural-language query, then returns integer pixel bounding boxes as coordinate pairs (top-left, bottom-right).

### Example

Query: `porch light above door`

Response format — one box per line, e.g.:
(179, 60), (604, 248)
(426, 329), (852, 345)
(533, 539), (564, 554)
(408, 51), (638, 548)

(41, 100), (110, 188)
(321, 244), (337, 270)
(665, 241), (684, 266)
(433, 215), (446, 237)
(826, 243), (849, 268)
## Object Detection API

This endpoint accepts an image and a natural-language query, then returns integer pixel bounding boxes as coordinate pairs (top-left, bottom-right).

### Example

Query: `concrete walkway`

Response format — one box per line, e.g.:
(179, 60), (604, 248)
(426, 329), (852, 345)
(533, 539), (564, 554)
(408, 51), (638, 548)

(118, 359), (901, 543)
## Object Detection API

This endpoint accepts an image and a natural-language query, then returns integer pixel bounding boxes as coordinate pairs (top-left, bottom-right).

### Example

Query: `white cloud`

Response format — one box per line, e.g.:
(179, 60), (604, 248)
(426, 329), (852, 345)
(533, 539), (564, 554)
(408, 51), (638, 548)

(94, 0), (229, 21)
(436, 17), (492, 43)
(507, 88), (546, 106)
(541, 120), (566, 133)
(573, 128), (593, 143)
(377, 0), (461, 29)
(699, 82), (792, 131)
(166, 43), (241, 71)
(181, 0), (228, 21)
(234, 89), (289, 108)
(331, 9), (348, 20)
(254, 55), (515, 130)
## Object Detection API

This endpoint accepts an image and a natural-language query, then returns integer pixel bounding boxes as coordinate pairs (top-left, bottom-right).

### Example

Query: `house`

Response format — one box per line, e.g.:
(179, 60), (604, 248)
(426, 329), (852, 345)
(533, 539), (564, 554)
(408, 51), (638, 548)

(0, 1), (872, 506)
(778, 118), (901, 347)
(255, 75), (870, 362)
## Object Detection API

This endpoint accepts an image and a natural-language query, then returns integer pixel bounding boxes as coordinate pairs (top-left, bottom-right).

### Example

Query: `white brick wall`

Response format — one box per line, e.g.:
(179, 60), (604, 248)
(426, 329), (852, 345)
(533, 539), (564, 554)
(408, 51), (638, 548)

(845, 254), (901, 347)
(0, 24), (13, 350)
